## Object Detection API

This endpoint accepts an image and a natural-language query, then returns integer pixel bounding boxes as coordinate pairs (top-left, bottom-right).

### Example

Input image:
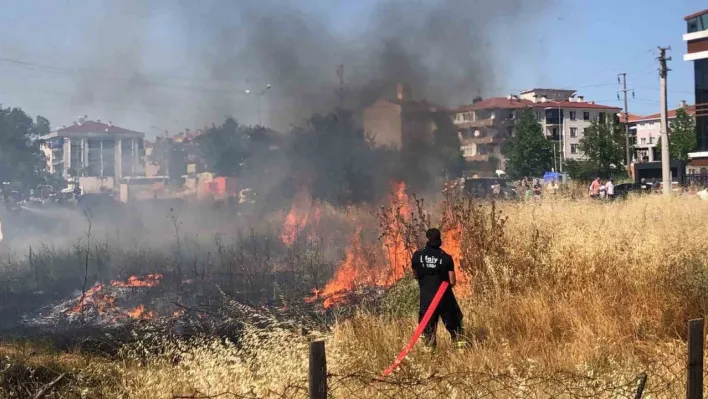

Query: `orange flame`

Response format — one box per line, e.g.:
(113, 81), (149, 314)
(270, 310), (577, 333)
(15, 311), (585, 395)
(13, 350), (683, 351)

(380, 181), (409, 286)
(110, 274), (162, 288)
(66, 275), (163, 320)
(312, 182), (410, 308)
(125, 304), (155, 320)
(441, 225), (469, 295)
(315, 227), (374, 308)
(69, 283), (111, 314)
(282, 189), (319, 246)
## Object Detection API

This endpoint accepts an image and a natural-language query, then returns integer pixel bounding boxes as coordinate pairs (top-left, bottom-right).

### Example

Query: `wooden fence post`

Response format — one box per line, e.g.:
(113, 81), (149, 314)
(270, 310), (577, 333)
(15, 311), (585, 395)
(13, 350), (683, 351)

(687, 318), (704, 399)
(634, 372), (647, 399)
(309, 340), (327, 399)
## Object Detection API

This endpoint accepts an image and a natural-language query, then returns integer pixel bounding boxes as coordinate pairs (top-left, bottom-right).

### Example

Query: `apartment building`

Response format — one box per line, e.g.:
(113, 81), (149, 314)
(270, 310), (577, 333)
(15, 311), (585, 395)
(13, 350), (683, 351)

(363, 83), (441, 149)
(450, 89), (621, 168)
(629, 101), (695, 162)
(39, 117), (145, 193)
(684, 9), (708, 177)
(519, 89), (622, 161)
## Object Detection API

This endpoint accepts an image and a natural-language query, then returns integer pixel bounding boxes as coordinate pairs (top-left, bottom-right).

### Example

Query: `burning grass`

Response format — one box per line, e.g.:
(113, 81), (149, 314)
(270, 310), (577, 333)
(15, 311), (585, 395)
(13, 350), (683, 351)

(2, 193), (708, 397)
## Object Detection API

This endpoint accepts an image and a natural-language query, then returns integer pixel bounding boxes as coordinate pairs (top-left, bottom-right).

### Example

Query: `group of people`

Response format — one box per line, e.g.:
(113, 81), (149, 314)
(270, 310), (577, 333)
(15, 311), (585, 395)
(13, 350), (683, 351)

(588, 177), (615, 200)
(520, 178), (544, 201)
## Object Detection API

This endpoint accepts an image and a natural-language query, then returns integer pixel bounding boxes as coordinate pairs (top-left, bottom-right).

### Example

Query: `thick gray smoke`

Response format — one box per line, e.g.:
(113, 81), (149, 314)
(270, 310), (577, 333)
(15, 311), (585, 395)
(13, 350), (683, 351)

(61, 0), (552, 132)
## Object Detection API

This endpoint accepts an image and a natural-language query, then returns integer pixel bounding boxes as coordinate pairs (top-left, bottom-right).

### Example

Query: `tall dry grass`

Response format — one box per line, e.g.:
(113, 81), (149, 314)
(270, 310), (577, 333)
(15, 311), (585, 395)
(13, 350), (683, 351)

(3, 195), (708, 397)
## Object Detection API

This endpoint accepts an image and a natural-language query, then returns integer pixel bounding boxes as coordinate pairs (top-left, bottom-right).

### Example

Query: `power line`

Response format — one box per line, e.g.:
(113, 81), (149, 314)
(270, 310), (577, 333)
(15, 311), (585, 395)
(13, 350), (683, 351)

(0, 56), (264, 94)
(631, 84), (695, 95)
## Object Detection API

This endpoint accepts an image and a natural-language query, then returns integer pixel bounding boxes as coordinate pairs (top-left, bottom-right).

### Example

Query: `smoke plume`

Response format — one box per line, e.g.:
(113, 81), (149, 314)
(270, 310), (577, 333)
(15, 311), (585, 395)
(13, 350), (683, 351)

(35, 0), (552, 132)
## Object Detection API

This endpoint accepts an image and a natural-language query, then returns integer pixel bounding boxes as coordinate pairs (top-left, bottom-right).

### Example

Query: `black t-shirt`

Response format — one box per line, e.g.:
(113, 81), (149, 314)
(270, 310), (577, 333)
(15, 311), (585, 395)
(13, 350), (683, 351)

(411, 245), (454, 294)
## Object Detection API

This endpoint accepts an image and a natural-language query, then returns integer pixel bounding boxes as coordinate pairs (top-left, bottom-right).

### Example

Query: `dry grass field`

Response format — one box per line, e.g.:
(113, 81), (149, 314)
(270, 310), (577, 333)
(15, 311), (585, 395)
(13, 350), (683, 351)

(2, 193), (707, 398)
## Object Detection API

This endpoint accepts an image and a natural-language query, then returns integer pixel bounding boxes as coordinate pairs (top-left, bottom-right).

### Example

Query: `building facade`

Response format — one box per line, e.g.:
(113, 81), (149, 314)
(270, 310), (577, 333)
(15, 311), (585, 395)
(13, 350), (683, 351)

(363, 83), (440, 149)
(630, 102), (695, 162)
(450, 89), (621, 169)
(40, 117), (145, 193)
(684, 9), (708, 177)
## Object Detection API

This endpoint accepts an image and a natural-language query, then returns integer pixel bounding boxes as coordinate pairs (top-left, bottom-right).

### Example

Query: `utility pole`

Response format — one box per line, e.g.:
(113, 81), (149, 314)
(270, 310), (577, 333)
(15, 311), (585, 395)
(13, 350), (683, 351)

(335, 64), (345, 111)
(658, 46), (672, 196)
(618, 73), (633, 168)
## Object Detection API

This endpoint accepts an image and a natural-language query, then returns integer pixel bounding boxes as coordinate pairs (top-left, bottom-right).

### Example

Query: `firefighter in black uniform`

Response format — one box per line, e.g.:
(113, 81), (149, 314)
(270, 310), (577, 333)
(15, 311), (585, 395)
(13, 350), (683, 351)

(412, 228), (466, 351)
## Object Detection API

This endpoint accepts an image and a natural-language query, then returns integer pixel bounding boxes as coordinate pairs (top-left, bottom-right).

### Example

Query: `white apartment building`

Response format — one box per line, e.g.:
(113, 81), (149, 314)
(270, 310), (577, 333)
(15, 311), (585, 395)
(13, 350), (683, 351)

(629, 101), (695, 162)
(451, 89), (621, 169)
(519, 88), (622, 161)
(40, 117), (145, 193)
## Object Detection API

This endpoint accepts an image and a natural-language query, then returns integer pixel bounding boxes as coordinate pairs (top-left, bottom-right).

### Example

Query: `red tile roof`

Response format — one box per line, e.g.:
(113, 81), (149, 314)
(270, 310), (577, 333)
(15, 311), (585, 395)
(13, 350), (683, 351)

(685, 9), (708, 20)
(630, 105), (696, 123)
(55, 120), (143, 135)
(452, 97), (621, 112)
(540, 100), (621, 110)
(625, 113), (644, 122)
(454, 97), (532, 112)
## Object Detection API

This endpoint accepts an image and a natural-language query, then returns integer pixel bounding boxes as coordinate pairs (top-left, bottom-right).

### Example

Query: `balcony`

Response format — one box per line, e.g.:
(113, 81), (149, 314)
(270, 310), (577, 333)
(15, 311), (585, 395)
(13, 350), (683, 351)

(464, 154), (491, 162)
(455, 118), (494, 128)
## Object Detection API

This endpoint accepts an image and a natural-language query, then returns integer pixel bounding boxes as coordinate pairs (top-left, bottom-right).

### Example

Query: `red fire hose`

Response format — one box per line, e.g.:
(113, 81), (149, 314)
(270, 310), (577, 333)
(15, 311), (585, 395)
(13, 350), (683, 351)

(379, 281), (449, 378)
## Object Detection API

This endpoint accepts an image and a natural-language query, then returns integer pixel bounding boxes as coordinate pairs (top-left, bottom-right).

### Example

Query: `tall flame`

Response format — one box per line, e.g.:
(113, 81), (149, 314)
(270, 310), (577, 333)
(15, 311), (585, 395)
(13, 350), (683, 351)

(441, 224), (470, 295)
(315, 227), (372, 308)
(380, 181), (409, 286)
(312, 181), (410, 308)
(282, 189), (319, 246)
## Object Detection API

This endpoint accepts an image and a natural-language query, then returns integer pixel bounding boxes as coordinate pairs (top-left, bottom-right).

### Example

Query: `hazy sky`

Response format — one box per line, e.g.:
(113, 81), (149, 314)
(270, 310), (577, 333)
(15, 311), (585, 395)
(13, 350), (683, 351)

(0, 0), (703, 136)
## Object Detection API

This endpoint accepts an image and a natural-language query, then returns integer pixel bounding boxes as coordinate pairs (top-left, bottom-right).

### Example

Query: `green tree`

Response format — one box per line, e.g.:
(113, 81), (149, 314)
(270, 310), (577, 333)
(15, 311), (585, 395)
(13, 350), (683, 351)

(502, 108), (553, 179)
(575, 119), (626, 179)
(0, 106), (50, 185)
(196, 117), (251, 177)
(289, 110), (392, 205)
(656, 107), (696, 161)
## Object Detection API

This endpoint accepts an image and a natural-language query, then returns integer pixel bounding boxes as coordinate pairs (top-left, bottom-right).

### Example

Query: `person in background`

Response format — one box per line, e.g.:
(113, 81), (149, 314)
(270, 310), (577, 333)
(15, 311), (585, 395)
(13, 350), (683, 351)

(589, 177), (601, 199)
(522, 179), (532, 201)
(532, 179), (542, 201)
(605, 178), (615, 200)
(412, 228), (465, 352)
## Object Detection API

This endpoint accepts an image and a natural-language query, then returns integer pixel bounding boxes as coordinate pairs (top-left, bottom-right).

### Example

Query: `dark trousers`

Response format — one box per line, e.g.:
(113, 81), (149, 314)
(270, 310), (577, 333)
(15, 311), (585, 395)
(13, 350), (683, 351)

(419, 290), (463, 347)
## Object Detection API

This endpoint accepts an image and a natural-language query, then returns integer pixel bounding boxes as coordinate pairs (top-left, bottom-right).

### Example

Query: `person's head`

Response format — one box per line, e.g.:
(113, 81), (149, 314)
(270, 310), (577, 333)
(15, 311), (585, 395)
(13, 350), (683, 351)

(595, 177), (600, 182)
(426, 228), (442, 247)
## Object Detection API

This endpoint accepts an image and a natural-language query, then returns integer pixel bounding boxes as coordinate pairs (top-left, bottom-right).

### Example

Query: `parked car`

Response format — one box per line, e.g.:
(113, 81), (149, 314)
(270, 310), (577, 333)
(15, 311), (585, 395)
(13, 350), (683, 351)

(613, 183), (643, 199)
(463, 177), (517, 200)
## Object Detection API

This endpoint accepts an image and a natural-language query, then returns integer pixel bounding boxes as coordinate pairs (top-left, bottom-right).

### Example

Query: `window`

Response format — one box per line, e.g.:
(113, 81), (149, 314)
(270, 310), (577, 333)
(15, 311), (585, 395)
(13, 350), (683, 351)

(102, 139), (115, 177)
(583, 111), (590, 121)
(598, 112), (606, 123)
(648, 136), (653, 144)
(536, 111), (542, 121)
(70, 139), (83, 172)
(570, 127), (577, 138)
(461, 145), (475, 157)
(640, 138), (646, 145)
(87, 139), (102, 177)
(570, 144), (578, 154)
(687, 15), (707, 33)
(569, 111), (576, 121)
(551, 127), (558, 139)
